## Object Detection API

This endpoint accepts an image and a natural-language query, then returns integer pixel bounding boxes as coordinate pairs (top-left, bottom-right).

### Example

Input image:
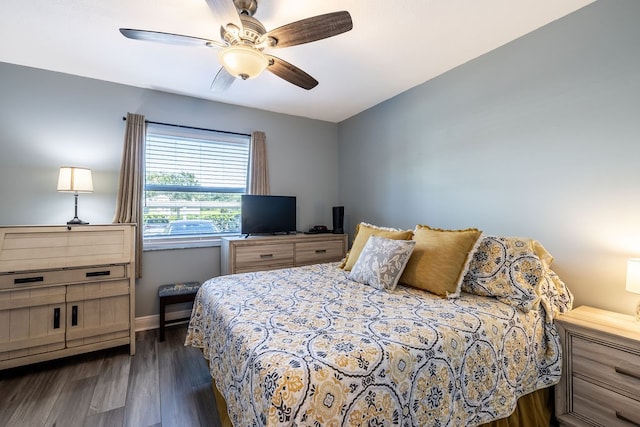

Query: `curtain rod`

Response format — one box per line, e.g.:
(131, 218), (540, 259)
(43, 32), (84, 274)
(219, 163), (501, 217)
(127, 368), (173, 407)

(122, 116), (251, 137)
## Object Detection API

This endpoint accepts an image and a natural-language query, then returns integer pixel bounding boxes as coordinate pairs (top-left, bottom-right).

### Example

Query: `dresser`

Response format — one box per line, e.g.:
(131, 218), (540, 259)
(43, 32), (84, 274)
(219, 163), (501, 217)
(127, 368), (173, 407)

(0, 224), (136, 370)
(221, 233), (348, 275)
(555, 305), (640, 426)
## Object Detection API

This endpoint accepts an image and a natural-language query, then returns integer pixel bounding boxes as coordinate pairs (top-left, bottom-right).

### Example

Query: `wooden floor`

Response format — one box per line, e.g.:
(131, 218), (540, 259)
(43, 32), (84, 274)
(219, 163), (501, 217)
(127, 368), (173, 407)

(0, 325), (222, 427)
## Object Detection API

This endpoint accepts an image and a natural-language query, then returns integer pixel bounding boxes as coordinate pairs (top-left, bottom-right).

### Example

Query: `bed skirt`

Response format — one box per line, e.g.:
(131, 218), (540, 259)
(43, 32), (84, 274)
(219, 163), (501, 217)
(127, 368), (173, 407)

(210, 380), (553, 427)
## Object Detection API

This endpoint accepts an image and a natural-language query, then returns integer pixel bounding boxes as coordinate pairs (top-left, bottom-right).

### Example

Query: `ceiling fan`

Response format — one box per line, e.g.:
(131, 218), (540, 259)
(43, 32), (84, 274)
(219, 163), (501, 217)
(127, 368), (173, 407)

(120, 0), (353, 91)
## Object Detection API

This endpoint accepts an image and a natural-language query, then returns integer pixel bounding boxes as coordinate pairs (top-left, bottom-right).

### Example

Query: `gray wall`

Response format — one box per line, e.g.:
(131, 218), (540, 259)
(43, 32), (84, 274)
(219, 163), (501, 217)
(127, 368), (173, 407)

(338, 0), (640, 316)
(0, 63), (340, 317)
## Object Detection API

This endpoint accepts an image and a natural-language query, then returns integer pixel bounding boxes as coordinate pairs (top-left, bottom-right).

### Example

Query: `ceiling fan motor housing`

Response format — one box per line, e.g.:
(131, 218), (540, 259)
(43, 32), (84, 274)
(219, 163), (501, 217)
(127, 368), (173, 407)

(240, 15), (266, 43)
(221, 15), (265, 45)
(233, 0), (258, 16)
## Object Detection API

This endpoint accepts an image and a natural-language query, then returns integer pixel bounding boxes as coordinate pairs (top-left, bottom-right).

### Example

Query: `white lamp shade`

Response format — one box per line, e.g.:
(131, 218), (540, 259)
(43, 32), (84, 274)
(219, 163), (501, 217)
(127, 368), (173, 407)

(218, 45), (268, 80)
(57, 167), (93, 193)
(626, 258), (640, 294)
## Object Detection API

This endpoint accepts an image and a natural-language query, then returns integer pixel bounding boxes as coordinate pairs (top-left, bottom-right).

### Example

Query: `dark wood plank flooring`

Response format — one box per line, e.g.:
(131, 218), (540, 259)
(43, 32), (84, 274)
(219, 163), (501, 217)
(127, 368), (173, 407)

(0, 325), (222, 427)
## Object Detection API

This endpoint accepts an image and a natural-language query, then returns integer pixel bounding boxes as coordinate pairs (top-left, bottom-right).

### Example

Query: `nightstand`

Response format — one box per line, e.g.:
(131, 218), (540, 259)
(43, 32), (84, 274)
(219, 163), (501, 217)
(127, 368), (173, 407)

(555, 305), (640, 426)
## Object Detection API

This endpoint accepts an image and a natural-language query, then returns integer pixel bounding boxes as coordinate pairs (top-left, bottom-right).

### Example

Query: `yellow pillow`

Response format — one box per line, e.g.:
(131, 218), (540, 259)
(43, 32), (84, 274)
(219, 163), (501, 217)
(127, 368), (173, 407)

(400, 225), (482, 297)
(340, 222), (413, 271)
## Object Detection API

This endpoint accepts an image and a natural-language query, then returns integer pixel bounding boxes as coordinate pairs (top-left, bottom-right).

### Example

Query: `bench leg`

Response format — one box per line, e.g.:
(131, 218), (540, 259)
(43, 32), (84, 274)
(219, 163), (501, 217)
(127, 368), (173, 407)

(159, 297), (166, 342)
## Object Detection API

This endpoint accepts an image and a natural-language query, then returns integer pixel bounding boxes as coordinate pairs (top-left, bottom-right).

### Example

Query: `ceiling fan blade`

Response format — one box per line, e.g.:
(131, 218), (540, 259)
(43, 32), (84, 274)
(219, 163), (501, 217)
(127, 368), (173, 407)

(119, 28), (225, 48)
(262, 11), (353, 49)
(265, 55), (318, 90)
(205, 0), (242, 31)
(210, 67), (236, 91)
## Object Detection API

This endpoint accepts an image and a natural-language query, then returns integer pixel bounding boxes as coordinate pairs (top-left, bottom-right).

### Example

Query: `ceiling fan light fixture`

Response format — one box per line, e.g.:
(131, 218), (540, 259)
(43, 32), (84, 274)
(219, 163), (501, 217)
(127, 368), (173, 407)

(218, 45), (268, 80)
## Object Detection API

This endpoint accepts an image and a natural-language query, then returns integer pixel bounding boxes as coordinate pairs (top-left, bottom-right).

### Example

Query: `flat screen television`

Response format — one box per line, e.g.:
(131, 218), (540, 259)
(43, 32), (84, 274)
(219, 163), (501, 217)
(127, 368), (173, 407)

(241, 195), (297, 236)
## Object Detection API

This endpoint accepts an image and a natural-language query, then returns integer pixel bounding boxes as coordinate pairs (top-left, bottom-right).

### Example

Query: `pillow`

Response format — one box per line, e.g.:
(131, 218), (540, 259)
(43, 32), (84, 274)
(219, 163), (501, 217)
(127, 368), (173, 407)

(537, 268), (574, 323)
(461, 235), (545, 312)
(348, 235), (416, 291)
(340, 222), (413, 271)
(399, 225), (482, 298)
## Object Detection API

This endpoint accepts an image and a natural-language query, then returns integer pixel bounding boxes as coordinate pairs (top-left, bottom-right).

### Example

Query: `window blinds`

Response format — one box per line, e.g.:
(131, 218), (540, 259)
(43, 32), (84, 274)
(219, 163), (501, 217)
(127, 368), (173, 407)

(145, 123), (250, 193)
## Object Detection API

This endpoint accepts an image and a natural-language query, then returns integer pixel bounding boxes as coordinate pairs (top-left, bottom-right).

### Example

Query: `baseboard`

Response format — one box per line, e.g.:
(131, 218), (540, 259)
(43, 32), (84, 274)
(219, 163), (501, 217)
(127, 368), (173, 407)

(134, 308), (193, 332)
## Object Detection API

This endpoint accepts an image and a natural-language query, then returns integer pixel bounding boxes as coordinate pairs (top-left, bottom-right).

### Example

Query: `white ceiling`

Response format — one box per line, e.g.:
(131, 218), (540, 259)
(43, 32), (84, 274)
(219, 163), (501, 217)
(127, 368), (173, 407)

(1, 0), (594, 123)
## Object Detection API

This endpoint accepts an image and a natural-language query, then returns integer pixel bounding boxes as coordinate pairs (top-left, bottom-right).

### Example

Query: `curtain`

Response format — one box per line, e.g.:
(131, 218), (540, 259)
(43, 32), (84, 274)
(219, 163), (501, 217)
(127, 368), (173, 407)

(113, 113), (145, 278)
(248, 131), (270, 195)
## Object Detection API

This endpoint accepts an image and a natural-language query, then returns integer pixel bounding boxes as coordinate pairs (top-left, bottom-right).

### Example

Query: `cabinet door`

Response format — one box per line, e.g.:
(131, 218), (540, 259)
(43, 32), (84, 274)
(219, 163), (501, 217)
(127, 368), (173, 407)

(0, 287), (66, 361)
(65, 280), (130, 348)
(0, 225), (134, 273)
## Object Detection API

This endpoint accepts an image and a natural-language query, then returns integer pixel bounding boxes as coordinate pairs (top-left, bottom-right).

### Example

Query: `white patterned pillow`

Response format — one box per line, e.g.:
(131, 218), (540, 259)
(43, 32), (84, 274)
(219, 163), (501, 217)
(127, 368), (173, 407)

(339, 222), (413, 271)
(348, 235), (416, 291)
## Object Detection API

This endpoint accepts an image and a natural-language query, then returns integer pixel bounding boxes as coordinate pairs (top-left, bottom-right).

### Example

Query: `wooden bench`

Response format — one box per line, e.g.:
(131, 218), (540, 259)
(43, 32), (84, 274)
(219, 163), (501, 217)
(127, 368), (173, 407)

(158, 281), (201, 342)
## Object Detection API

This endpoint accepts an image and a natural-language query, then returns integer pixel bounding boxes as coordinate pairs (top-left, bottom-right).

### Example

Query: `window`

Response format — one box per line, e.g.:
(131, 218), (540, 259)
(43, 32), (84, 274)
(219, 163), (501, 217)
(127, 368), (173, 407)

(143, 123), (250, 247)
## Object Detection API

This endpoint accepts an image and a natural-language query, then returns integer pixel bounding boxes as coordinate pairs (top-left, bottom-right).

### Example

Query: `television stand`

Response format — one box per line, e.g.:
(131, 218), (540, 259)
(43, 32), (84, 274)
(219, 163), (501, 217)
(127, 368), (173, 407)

(220, 234), (348, 275)
(243, 231), (297, 238)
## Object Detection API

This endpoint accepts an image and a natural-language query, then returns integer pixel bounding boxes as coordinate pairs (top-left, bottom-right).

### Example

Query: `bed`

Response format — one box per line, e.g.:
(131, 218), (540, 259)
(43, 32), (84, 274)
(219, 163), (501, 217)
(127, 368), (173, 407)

(185, 228), (573, 426)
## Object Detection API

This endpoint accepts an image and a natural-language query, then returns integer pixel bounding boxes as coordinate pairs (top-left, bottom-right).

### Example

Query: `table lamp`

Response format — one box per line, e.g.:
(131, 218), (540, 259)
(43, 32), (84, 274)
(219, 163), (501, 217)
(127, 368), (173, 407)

(57, 166), (93, 225)
(625, 258), (640, 322)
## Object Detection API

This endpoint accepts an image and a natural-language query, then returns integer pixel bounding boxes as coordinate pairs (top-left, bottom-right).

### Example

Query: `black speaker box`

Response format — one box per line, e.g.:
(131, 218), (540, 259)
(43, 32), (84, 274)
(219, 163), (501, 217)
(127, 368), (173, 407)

(332, 206), (344, 234)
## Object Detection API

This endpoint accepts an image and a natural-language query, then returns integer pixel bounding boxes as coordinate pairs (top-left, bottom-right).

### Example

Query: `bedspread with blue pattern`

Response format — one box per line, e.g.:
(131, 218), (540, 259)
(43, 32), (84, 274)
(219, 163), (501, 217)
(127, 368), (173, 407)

(186, 262), (566, 426)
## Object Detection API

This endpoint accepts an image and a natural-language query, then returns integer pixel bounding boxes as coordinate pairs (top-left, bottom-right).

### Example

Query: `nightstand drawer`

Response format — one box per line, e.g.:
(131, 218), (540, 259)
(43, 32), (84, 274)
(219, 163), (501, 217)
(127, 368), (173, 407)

(572, 335), (640, 395)
(235, 243), (294, 269)
(572, 376), (640, 427)
(295, 240), (345, 265)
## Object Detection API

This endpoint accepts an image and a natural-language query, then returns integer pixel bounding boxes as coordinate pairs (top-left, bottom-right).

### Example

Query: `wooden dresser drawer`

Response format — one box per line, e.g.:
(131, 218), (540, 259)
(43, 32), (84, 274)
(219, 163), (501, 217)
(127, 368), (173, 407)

(572, 376), (640, 427)
(295, 240), (346, 265)
(572, 335), (640, 396)
(235, 243), (294, 269)
(0, 265), (127, 290)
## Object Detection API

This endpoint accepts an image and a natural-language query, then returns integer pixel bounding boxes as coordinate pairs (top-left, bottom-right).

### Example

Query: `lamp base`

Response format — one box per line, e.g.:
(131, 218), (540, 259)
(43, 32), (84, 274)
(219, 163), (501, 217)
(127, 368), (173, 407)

(67, 217), (89, 225)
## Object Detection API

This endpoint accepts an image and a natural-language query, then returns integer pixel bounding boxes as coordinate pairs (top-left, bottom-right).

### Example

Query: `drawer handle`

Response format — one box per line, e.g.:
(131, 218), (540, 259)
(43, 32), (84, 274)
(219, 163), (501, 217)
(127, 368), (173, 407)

(86, 270), (111, 277)
(72, 305), (78, 326)
(53, 307), (60, 329)
(259, 254), (273, 259)
(616, 410), (640, 426)
(315, 249), (327, 254)
(14, 276), (44, 284)
(615, 366), (640, 381)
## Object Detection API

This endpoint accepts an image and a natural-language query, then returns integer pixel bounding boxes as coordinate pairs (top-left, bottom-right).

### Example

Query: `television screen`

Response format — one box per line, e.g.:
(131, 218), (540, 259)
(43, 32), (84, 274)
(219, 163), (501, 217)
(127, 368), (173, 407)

(241, 195), (296, 236)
